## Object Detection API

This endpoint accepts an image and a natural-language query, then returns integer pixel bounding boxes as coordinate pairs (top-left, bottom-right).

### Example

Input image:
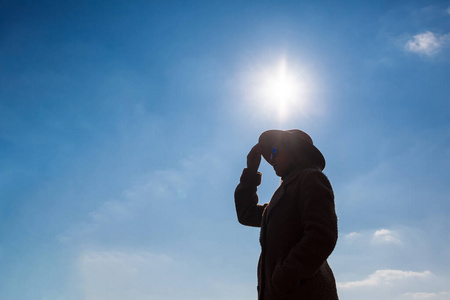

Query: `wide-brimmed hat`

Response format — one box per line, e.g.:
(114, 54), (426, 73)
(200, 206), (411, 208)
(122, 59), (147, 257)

(258, 129), (326, 171)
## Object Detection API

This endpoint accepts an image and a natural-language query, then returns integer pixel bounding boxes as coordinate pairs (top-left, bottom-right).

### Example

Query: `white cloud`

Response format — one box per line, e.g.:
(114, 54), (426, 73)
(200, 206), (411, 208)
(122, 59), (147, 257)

(334, 130), (450, 300)
(402, 292), (450, 299)
(344, 232), (362, 240)
(405, 31), (450, 55)
(338, 269), (432, 289)
(372, 229), (402, 245)
(341, 228), (402, 245)
(335, 266), (450, 300)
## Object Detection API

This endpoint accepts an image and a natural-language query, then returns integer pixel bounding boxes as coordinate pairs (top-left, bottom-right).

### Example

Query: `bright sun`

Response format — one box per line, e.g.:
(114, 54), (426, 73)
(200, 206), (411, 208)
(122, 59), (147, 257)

(265, 60), (298, 102)
(254, 58), (306, 121)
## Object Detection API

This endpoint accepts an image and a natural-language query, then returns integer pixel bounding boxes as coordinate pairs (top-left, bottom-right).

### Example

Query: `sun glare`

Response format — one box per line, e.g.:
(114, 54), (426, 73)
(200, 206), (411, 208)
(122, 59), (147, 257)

(252, 58), (307, 121)
(265, 61), (298, 102)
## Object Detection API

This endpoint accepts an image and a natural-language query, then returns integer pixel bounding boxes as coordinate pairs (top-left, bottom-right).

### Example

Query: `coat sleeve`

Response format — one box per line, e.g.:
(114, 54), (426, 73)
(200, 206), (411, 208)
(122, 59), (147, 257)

(234, 168), (268, 227)
(272, 170), (338, 286)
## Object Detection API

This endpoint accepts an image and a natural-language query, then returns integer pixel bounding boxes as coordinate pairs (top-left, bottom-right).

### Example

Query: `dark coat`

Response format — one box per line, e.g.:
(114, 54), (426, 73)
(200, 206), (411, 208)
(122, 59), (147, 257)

(235, 167), (339, 300)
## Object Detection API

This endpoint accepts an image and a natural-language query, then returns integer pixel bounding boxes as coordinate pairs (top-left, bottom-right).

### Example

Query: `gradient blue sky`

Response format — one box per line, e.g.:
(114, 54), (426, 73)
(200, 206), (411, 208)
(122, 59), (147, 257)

(1, 1), (450, 299)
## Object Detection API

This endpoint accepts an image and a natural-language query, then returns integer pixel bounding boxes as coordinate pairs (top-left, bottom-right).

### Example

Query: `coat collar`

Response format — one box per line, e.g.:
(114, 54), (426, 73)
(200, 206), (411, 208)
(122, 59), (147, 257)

(281, 167), (304, 187)
(264, 168), (304, 220)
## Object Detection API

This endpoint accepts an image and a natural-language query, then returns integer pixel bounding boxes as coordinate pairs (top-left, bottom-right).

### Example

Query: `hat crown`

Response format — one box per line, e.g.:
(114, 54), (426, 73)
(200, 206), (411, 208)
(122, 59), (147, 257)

(286, 129), (314, 145)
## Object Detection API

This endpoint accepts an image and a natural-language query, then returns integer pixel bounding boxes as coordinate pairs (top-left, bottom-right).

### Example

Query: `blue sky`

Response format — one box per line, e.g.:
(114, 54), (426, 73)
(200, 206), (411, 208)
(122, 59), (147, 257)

(1, 0), (450, 299)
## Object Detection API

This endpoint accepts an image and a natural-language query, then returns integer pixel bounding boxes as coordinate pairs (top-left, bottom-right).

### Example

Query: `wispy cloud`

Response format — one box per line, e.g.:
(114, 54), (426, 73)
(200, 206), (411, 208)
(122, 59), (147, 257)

(79, 250), (176, 300)
(338, 269), (432, 289)
(371, 229), (402, 245)
(342, 228), (402, 245)
(402, 292), (450, 299)
(405, 31), (450, 55)
(344, 232), (362, 240)
(78, 249), (254, 300)
(340, 127), (450, 223)
(336, 266), (450, 300)
(58, 151), (225, 245)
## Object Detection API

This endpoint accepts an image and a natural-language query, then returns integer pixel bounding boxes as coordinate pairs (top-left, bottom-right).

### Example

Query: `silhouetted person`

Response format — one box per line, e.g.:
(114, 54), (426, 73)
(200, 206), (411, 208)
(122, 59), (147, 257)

(235, 129), (338, 300)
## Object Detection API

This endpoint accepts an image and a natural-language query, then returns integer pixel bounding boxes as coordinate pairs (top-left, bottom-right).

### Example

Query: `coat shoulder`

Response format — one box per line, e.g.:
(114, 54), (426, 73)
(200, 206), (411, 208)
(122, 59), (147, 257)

(299, 168), (333, 192)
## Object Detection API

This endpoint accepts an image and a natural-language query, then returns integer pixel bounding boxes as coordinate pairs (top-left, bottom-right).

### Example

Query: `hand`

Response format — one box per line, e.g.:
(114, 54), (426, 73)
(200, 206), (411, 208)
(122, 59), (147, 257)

(247, 144), (262, 172)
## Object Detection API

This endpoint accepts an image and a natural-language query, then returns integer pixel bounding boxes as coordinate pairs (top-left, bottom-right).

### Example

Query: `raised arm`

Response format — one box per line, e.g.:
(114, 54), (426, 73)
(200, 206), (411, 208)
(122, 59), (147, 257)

(234, 168), (267, 227)
(234, 144), (267, 227)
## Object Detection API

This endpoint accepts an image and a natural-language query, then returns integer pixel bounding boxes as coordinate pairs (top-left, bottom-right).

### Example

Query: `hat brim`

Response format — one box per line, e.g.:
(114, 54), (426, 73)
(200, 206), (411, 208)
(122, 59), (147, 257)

(258, 130), (326, 171)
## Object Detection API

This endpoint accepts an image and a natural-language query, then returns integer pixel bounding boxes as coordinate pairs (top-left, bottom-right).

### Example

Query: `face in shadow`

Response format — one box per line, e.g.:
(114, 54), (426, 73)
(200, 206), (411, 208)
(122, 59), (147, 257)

(270, 144), (296, 177)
